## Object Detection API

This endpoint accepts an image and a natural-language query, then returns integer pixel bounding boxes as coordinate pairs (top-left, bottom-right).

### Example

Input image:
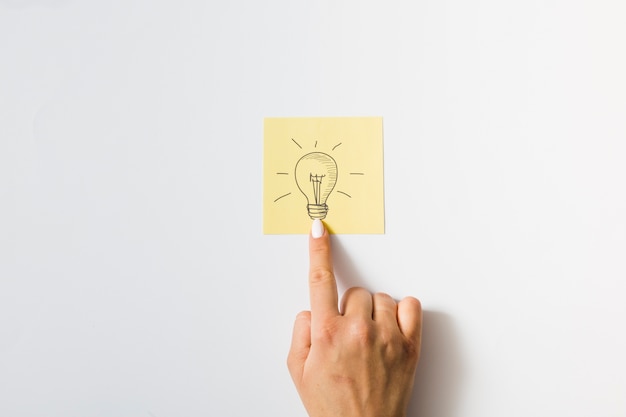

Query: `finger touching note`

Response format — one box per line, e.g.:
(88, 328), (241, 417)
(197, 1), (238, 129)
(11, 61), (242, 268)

(308, 219), (339, 321)
(290, 218), (423, 417)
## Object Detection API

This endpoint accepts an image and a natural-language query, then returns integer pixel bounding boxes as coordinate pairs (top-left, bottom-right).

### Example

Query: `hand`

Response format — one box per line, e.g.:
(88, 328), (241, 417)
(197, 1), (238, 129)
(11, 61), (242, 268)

(287, 219), (423, 417)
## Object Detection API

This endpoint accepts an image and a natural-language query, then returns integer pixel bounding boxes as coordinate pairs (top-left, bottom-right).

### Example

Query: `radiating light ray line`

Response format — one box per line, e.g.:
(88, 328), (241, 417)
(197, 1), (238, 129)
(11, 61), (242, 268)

(273, 192), (291, 202)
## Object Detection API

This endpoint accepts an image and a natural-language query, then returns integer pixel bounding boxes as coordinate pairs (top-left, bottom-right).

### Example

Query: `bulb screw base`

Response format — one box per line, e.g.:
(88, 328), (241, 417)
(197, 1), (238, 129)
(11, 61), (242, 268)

(307, 204), (329, 220)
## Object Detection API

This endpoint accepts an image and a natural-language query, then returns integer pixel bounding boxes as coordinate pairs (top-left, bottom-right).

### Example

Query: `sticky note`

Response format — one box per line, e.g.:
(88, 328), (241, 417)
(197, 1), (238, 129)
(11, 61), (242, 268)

(263, 117), (384, 234)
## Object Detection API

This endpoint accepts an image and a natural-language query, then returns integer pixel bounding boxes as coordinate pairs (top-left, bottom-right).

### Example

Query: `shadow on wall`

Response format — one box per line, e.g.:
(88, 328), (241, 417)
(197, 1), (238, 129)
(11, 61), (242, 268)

(331, 237), (465, 417)
(408, 310), (464, 417)
(330, 236), (369, 293)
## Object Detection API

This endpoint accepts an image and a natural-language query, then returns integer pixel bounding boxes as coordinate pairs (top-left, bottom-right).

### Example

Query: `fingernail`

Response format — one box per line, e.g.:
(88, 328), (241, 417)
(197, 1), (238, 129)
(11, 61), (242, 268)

(311, 219), (324, 238)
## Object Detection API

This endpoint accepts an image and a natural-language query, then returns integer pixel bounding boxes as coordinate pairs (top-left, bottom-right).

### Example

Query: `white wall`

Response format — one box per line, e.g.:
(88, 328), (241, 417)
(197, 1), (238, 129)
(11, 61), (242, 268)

(1, 1), (625, 416)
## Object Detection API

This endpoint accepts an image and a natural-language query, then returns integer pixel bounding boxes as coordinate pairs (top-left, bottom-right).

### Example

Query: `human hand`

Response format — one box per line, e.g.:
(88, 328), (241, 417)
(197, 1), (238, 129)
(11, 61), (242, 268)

(287, 219), (422, 417)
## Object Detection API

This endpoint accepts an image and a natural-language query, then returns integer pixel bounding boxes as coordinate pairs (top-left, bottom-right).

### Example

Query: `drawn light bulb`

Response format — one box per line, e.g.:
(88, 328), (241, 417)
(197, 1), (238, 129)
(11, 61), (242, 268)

(294, 152), (338, 220)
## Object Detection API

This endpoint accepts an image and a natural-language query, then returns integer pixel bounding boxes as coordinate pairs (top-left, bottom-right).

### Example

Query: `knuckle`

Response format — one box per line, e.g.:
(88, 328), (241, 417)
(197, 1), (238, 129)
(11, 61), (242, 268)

(401, 296), (422, 310)
(309, 266), (334, 285)
(374, 291), (394, 301)
(295, 310), (310, 321)
(347, 317), (375, 345)
(377, 327), (395, 346)
(312, 322), (337, 345)
(378, 330), (413, 361)
(343, 286), (363, 296)
(374, 292), (396, 307)
(341, 286), (369, 304)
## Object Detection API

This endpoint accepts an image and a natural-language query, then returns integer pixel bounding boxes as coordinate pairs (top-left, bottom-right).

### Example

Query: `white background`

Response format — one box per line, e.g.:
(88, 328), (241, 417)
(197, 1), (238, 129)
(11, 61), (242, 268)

(1, 1), (625, 416)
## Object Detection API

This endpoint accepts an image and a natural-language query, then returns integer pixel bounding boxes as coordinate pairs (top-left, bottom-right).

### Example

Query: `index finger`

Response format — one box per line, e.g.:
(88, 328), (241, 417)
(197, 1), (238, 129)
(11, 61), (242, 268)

(309, 219), (340, 320)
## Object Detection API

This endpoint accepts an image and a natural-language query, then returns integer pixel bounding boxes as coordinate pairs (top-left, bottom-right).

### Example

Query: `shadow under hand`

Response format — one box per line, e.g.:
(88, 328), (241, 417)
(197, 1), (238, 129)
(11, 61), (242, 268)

(329, 235), (368, 293)
(408, 310), (464, 417)
(330, 238), (464, 416)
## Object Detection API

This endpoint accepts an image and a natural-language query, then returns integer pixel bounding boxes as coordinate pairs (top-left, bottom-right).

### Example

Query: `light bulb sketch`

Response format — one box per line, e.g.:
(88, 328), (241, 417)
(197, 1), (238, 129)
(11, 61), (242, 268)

(264, 117), (383, 233)
(271, 137), (364, 221)
(294, 152), (338, 220)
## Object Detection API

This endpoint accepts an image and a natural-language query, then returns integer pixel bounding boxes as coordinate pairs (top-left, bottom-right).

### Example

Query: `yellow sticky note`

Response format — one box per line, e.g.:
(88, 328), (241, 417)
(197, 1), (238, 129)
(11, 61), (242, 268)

(264, 117), (384, 234)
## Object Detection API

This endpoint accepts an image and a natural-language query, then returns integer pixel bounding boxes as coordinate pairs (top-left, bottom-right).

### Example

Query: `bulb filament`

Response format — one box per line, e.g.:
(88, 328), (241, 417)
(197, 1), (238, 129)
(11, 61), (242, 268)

(310, 173), (325, 204)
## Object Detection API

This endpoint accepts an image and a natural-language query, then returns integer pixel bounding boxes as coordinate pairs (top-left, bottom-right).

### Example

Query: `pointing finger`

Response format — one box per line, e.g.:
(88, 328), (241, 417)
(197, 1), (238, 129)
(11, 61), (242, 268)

(309, 219), (340, 321)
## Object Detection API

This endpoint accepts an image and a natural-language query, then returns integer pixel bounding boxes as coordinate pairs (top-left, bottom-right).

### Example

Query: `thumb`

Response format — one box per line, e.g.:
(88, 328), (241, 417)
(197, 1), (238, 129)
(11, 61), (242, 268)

(287, 310), (311, 384)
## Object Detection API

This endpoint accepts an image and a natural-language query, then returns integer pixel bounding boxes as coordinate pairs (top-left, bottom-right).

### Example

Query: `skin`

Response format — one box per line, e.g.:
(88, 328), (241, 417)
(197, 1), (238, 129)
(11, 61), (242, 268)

(287, 220), (423, 417)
